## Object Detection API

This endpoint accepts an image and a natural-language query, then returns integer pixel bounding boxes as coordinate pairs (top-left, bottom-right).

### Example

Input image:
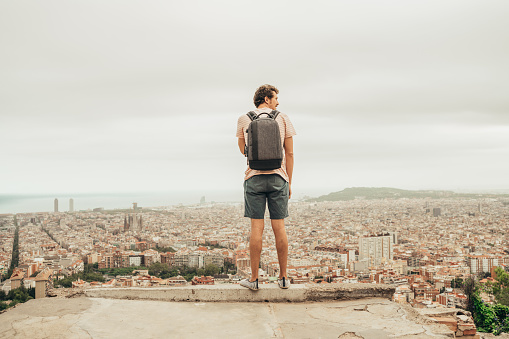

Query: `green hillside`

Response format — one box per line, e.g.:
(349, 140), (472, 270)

(308, 187), (509, 202)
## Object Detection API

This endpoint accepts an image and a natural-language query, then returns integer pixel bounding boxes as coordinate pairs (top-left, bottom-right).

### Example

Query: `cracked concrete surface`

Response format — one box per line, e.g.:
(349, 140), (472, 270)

(0, 298), (93, 339)
(0, 297), (454, 338)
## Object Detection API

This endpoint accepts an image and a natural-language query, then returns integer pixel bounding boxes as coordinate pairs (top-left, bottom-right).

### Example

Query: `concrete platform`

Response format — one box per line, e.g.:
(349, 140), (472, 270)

(0, 296), (455, 338)
(84, 283), (396, 302)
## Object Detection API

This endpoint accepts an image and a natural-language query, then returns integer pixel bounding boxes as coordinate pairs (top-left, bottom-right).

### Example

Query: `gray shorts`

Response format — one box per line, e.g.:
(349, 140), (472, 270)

(244, 174), (289, 220)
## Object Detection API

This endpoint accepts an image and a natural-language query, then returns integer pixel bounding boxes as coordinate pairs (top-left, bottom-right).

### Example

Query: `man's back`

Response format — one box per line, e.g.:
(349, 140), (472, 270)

(237, 84), (295, 291)
(236, 107), (296, 182)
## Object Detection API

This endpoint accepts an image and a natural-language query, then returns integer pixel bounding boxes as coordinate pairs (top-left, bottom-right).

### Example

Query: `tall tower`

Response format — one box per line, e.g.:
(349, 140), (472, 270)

(54, 198), (58, 212)
(433, 208), (441, 217)
(69, 198), (74, 212)
(128, 214), (139, 231)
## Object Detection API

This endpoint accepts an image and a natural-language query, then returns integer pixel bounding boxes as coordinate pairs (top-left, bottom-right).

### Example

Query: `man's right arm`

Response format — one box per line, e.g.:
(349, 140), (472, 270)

(238, 138), (245, 155)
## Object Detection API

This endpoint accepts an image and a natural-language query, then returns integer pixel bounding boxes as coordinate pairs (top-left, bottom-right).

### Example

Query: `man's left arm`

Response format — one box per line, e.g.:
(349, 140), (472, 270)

(284, 137), (294, 199)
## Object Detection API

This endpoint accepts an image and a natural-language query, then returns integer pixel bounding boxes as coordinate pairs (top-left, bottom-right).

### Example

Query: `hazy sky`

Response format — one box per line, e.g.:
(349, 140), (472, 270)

(1, 0), (508, 198)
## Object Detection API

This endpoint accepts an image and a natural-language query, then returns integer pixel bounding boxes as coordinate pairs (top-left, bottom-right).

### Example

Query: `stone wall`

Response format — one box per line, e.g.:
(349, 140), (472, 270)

(85, 283), (396, 303)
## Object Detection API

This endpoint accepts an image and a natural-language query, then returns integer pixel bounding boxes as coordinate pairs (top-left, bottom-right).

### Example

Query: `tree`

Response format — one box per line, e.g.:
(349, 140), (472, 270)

(494, 267), (509, 287)
(28, 287), (35, 299)
(451, 278), (464, 289)
(8, 219), (20, 275)
(492, 267), (509, 306)
(82, 272), (105, 282)
(4, 285), (32, 308)
(479, 272), (491, 279)
(204, 264), (219, 276)
(155, 246), (176, 253)
(54, 277), (73, 288)
(463, 276), (476, 314)
(222, 261), (235, 274)
(98, 266), (147, 277)
(148, 262), (171, 278)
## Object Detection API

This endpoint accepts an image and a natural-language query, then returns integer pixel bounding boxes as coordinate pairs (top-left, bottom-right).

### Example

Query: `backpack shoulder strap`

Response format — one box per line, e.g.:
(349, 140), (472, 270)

(270, 110), (280, 120)
(246, 111), (257, 121)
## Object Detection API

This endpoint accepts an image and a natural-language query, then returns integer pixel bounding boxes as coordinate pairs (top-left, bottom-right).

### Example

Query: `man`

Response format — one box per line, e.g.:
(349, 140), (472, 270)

(236, 84), (296, 290)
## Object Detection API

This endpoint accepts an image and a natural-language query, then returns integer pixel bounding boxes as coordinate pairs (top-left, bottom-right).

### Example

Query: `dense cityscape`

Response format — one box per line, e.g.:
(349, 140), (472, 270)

(2, 192), (509, 335)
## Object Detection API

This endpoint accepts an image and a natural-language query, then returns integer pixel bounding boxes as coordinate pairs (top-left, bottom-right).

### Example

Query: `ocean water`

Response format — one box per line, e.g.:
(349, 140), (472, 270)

(0, 191), (242, 214)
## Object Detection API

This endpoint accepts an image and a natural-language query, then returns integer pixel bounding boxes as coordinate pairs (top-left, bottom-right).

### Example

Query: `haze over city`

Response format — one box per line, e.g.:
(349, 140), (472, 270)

(3, 2), (509, 336)
(2, 0), (509, 201)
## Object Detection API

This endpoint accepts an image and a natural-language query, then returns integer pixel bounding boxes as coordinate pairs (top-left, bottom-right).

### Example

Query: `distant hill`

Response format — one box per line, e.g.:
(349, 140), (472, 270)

(308, 187), (509, 202)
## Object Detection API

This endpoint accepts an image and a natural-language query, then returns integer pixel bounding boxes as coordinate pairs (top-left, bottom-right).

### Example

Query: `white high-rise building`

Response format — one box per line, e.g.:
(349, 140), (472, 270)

(69, 198), (74, 212)
(54, 198), (58, 213)
(359, 233), (393, 267)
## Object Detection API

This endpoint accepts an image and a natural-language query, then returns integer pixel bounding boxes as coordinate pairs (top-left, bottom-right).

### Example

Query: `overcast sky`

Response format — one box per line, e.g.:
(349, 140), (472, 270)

(1, 0), (508, 198)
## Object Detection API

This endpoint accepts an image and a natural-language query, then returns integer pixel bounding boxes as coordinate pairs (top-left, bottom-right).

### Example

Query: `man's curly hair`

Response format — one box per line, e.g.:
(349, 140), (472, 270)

(253, 84), (279, 108)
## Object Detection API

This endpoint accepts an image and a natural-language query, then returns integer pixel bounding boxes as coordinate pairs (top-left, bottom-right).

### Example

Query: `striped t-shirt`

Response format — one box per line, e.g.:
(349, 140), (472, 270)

(236, 107), (296, 182)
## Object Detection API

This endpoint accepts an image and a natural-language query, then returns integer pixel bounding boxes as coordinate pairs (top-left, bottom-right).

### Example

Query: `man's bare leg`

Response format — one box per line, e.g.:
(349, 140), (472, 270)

(271, 219), (288, 279)
(249, 218), (264, 281)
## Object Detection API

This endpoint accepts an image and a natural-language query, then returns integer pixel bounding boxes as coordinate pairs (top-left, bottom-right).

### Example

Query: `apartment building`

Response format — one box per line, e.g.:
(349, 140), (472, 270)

(359, 233), (394, 266)
(467, 255), (509, 274)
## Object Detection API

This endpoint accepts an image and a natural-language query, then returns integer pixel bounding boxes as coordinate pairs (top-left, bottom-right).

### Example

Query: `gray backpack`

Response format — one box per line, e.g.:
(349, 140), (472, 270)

(245, 110), (283, 170)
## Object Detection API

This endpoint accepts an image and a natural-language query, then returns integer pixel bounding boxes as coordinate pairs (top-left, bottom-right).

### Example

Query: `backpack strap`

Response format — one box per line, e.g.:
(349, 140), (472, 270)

(270, 110), (280, 120)
(247, 111), (257, 121)
(247, 110), (280, 120)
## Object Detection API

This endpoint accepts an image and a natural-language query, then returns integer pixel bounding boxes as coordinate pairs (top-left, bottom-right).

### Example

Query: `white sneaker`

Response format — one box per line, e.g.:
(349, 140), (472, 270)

(240, 278), (259, 291)
(278, 277), (290, 289)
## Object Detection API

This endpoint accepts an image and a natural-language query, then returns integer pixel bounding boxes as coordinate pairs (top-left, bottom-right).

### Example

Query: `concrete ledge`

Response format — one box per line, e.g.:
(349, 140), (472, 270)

(0, 296), (453, 338)
(85, 283), (395, 302)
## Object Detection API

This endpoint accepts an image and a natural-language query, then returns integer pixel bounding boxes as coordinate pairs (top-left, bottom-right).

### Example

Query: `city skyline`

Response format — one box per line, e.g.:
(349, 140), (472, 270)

(3, 185), (509, 215)
(2, 1), (509, 196)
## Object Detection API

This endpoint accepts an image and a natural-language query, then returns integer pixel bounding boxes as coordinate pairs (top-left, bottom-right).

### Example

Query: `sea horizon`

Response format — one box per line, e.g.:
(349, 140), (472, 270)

(0, 190), (245, 214)
(2, 187), (508, 214)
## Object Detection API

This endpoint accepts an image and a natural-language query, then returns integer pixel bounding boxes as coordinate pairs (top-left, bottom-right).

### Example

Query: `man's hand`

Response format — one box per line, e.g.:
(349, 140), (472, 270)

(289, 184), (292, 199)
